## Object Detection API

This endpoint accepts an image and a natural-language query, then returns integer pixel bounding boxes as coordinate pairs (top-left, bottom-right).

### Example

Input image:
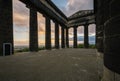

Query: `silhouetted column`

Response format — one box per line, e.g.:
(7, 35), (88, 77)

(73, 27), (78, 48)
(84, 24), (89, 48)
(29, 8), (38, 52)
(61, 27), (65, 48)
(55, 22), (59, 49)
(66, 28), (69, 48)
(45, 16), (51, 50)
(0, 0), (14, 56)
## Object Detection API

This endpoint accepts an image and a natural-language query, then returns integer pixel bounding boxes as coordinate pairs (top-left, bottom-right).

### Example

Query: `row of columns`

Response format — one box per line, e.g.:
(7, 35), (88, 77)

(29, 7), (67, 52)
(29, 7), (90, 51)
(0, 0), (90, 55)
(72, 25), (89, 48)
(30, 8), (90, 51)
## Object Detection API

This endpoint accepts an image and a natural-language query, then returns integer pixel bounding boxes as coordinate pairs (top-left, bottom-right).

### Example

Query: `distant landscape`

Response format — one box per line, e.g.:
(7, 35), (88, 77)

(70, 35), (96, 44)
(14, 36), (95, 51)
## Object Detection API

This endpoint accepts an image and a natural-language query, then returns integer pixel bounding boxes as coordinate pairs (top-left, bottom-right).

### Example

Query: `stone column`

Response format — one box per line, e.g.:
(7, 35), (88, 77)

(0, 0), (14, 55)
(73, 27), (78, 48)
(66, 28), (69, 48)
(95, 0), (120, 80)
(61, 27), (65, 48)
(45, 16), (51, 50)
(84, 24), (89, 48)
(29, 8), (38, 52)
(55, 22), (59, 49)
(104, 0), (120, 75)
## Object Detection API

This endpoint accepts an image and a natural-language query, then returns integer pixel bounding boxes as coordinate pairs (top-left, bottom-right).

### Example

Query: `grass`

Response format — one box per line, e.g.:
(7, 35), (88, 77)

(38, 47), (45, 50)
(78, 44), (96, 49)
(15, 48), (29, 53)
(15, 44), (96, 53)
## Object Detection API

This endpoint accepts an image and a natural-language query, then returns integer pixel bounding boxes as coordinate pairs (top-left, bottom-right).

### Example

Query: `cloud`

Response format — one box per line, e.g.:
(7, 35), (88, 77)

(14, 40), (29, 46)
(13, 0), (29, 27)
(62, 0), (93, 16)
(13, 0), (95, 46)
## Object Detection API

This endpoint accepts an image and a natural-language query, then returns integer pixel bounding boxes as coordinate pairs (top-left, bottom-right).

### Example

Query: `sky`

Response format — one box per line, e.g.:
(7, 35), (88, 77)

(13, 0), (95, 46)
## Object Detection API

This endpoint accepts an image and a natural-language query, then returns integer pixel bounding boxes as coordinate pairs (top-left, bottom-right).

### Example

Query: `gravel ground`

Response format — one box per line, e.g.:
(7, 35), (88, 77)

(0, 48), (100, 81)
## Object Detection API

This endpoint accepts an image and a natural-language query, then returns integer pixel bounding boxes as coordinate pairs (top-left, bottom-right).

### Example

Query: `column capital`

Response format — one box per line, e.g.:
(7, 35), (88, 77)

(83, 24), (89, 27)
(42, 14), (51, 19)
(52, 20), (58, 23)
(27, 5), (37, 11)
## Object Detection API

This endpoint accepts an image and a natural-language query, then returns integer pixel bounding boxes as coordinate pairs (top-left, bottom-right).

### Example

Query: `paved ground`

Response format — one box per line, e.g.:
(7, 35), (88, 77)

(0, 49), (100, 81)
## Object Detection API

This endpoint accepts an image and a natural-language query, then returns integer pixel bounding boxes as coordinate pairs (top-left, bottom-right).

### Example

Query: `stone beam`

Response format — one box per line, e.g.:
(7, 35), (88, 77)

(67, 19), (95, 28)
(29, 8), (38, 52)
(20, 0), (67, 27)
(0, 0), (13, 56)
(68, 10), (94, 20)
(68, 15), (95, 25)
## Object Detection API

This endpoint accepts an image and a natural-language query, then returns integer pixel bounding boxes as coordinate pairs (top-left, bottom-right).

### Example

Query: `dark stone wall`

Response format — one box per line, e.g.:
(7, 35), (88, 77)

(0, 0), (13, 55)
(95, 0), (120, 74)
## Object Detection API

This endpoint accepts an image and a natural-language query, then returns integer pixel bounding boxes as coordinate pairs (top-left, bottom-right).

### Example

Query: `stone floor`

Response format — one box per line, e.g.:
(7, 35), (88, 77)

(0, 48), (100, 81)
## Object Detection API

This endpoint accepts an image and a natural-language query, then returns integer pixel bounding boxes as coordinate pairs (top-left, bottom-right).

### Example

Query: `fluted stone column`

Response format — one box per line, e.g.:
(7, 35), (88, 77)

(104, 0), (120, 75)
(45, 16), (51, 50)
(84, 24), (89, 48)
(95, 0), (120, 80)
(61, 27), (65, 48)
(66, 28), (69, 48)
(0, 0), (13, 55)
(29, 8), (38, 52)
(55, 22), (59, 49)
(73, 27), (78, 48)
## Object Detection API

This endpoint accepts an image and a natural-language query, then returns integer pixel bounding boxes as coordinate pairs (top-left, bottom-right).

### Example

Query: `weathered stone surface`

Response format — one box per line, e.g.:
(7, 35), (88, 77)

(0, 49), (100, 81)
(96, 25), (104, 52)
(95, 0), (120, 80)
(102, 66), (115, 81)
(104, 16), (120, 74)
